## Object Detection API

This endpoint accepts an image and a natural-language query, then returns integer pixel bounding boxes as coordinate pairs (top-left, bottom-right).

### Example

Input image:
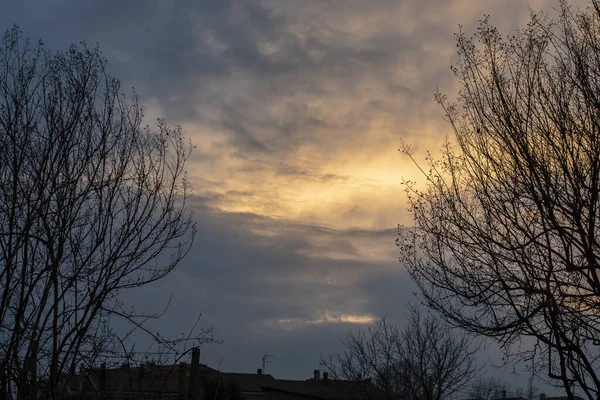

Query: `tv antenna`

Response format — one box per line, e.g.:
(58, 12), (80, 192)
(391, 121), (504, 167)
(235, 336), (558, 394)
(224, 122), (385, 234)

(262, 354), (274, 373)
(319, 360), (326, 371)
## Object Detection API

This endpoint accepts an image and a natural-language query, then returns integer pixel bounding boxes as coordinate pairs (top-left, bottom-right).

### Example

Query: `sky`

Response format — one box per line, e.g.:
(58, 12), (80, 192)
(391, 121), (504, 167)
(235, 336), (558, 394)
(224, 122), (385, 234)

(0, 0), (590, 395)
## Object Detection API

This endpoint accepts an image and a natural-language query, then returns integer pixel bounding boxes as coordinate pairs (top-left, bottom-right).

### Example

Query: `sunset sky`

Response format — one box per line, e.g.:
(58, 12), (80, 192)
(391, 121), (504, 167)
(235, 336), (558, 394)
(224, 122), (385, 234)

(2, 0), (589, 392)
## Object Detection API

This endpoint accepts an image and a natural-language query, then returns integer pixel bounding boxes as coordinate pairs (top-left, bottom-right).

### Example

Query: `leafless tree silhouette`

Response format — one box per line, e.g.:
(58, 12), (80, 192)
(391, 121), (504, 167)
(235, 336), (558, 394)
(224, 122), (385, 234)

(0, 26), (198, 399)
(323, 306), (478, 400)
(467, 378), (509, 400)
(399, 1), (600, 399)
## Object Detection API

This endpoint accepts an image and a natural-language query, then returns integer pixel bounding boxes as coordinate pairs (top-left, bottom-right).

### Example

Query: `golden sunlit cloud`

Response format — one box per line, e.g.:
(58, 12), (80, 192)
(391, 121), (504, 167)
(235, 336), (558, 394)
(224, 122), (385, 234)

(266, 312), (377, 330)
(151, 0), (588, 233)
(186, 118), (444, 231)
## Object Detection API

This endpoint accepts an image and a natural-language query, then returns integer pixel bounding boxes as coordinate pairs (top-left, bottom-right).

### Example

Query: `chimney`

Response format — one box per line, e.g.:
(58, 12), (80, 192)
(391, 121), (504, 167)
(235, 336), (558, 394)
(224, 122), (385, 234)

(540, 394), (546, 400)
(179, 362), (186, 400)
(323, 372), (329, 385)
(257, 368), (263, 375)
(502, 390), (507, 399)
(99, 363), (107, 396)
(313, 369), (320, 380)
(189, 347), (201, 399)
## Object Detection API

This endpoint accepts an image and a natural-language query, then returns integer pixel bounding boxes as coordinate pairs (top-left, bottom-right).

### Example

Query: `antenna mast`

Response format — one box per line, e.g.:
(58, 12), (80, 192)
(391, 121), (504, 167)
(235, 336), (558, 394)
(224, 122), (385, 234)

(261, 354), (274, 373)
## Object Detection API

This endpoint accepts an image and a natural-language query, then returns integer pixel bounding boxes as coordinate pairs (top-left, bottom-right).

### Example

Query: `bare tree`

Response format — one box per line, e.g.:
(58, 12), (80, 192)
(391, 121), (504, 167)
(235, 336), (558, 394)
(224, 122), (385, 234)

(398, 1), (600, 399)
(323, 306), (478, 400)
(205, 375), (245, 400)
(468, 378), (509, 400)
(467, 378), (540, 400)
(0, 26), (199, 399)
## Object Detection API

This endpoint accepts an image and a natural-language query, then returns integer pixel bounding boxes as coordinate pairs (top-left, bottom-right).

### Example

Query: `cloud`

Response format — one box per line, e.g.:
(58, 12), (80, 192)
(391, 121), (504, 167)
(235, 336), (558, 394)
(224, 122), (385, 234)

(4, 0), (582, 230)
(118, 201), (409, 376)
(268, 313), (377, 330)
(2, 0), (590, 388)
